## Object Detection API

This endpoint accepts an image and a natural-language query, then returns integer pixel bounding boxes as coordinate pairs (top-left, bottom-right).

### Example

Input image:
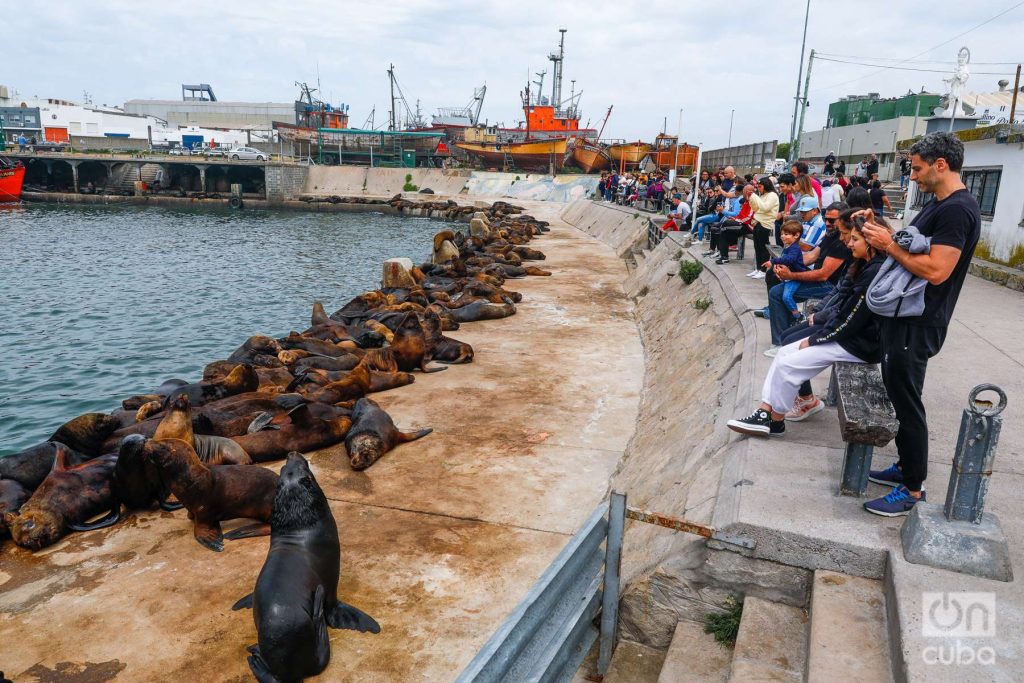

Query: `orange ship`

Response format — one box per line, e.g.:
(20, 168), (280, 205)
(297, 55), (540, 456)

(0, 157), (25, 202)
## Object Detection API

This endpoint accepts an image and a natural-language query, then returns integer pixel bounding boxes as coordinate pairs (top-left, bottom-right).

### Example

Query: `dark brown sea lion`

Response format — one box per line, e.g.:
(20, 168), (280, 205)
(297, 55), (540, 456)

(278, 332), (353, 358)
(230, 405), (352, 462)
(511, 245), (546, 260)
(114, 434), (181, 512)
(422, 309), (474, 364)
(390, 312), (446, 373)
(122, 378), (189, 410)
(443, 300), (517, 323)
(295, 364), (373, 405)
(228, 335), (285, 368)
(49, 412), (122, 455)
(144, 438), (278, 552)
(0, 440), (93, 491)
(155, 395), (252, 465)
(6, 447), (120, 551)
(164, 364), (259, 408)
(345, 397), (432, 470)
(292, 354), (360, 372)
(232, 453), (380, 682)
(0, 479), (30, 538)
(203, 363), (295, 394)
(292, 367), (415, 394)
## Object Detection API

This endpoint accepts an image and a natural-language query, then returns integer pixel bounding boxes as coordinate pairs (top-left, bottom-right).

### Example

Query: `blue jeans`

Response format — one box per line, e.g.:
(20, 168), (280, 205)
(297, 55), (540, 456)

(781, 281), (801, 314)
(768, 281), (835, 345)
(693, 213), (721, 240)
(900, 174), (909, 189)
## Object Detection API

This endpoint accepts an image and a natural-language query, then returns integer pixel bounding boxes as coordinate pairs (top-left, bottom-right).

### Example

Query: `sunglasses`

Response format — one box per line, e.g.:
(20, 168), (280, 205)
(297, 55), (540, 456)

(825, 217), (838, 223)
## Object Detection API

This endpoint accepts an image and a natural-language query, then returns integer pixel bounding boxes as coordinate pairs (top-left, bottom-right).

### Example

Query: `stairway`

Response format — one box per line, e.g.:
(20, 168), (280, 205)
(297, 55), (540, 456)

(608, 568), (893, 682)
(105, 163), (163, 192)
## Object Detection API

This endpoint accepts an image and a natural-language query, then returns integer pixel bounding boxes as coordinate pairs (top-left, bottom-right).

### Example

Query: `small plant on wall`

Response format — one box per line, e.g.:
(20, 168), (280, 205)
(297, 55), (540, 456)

(704, 597), (743, 645)
(678, 259), (704, 285)
(403, 173), (418, 192)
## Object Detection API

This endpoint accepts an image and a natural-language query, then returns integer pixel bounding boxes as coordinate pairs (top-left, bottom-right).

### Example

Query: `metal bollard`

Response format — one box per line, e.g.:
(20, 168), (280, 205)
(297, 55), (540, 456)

(944, 384), (1007, 524)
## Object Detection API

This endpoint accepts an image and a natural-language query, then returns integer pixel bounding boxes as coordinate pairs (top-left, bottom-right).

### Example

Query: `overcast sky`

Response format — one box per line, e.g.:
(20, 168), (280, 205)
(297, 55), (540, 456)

(9, 0), (1024, 149)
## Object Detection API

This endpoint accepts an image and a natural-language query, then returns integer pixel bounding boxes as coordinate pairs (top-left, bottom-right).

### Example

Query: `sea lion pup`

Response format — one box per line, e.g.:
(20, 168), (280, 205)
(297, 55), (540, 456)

(232, 452), (380, 682)
(523, 265), (552, 276)
(421, 309), (474, 364)
(6, 447), (120, 551)
(164, 364), (260, 409)
(0, 479), (30, 538)
(390, 312), (446, 373)
(345, 397), (432, 471)
(144, 438), (278, 552)
(230, 404), (353, 463)
(155, 395), (252, 465)
(115, 434), (181, 512)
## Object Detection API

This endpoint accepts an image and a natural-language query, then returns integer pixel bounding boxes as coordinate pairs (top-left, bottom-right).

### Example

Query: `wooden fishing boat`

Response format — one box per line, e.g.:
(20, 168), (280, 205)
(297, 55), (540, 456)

(607, 141), (651, 165)
(571, 139), (610, 173)
(647, 133), (699, 172)
(455, 126), (567, 172)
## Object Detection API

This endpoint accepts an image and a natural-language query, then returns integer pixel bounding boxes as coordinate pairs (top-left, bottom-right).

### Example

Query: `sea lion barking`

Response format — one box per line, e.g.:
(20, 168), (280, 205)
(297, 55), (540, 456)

(233, 452), (380, 682)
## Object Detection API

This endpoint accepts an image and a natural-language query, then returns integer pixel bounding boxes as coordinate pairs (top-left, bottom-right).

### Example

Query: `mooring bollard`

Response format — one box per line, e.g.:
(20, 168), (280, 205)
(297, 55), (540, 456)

(901, 384), (1014, 582)
(944, 383), (1007, 524)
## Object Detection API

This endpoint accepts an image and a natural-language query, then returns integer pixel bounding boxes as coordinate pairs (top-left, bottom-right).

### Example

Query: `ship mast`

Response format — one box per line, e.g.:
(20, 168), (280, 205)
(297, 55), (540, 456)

(388, 64), (396, 131)
(597, 105), (613, 141)
(548, 28), (566, 112)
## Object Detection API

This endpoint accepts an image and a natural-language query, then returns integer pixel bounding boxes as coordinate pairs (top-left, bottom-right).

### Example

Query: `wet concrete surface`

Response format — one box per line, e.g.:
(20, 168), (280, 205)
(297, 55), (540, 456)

(0, 200), (644, 682)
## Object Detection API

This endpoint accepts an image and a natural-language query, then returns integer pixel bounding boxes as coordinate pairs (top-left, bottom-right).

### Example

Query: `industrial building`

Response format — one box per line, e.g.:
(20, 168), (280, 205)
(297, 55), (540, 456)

(124, 84), (295, 130)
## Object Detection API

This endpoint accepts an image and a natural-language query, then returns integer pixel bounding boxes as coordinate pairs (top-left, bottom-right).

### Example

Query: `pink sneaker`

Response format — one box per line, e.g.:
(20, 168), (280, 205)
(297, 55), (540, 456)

(785, 396), (824, 422)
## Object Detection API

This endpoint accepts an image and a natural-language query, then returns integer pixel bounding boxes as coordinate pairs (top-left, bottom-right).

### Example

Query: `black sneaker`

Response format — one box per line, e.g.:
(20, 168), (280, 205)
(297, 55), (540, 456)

(701, 249), (716, 257)
(727, 409), (771, 437)
(715, 257), (730, 265)
(769, 419), (786, 436)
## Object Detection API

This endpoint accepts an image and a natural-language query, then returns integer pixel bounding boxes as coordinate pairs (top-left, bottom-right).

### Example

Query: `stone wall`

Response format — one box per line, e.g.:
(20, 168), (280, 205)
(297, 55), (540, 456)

(562, 201), (812, 650)
(265, 163), (309, 202)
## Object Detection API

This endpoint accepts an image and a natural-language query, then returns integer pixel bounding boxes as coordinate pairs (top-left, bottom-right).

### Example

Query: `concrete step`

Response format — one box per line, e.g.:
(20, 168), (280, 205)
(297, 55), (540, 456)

(603, 639), (666, 683)
(806, 570), (893, 683)
(658, 620), (732, 683)
(728, 597), (808, 683)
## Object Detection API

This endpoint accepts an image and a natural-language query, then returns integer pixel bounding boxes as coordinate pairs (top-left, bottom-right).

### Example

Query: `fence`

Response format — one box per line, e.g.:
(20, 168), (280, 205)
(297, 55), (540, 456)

(700, 140), (779, 176)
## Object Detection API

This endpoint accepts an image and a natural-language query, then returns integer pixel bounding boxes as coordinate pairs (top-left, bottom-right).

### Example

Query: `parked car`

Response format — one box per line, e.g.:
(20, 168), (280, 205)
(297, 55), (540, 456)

(228, 147), (268, 161)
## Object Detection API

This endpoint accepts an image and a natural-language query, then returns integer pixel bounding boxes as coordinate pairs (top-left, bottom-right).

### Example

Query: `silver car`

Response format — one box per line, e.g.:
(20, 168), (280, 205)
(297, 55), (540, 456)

(228, 147), (267, 161)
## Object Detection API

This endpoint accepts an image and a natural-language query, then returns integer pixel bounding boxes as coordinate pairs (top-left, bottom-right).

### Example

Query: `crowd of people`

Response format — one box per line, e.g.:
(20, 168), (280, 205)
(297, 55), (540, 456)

(596, 170), (683, 213)
(693, 133), (980, 519)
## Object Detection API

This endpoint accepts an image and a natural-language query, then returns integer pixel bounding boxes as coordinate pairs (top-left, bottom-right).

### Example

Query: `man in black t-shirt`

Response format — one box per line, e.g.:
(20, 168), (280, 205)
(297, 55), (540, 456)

(860, 132), (981, 517)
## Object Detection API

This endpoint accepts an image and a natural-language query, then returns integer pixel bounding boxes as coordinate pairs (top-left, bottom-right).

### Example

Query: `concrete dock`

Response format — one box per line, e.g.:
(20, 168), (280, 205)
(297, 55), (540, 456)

(0, 199), (642, 681)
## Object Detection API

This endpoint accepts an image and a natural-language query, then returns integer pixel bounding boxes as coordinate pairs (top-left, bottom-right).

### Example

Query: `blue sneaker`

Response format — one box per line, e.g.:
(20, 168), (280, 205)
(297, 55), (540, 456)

(753, 307), (769, 319)
(864, 485), (925, 517)
(868, 464), (904, 486)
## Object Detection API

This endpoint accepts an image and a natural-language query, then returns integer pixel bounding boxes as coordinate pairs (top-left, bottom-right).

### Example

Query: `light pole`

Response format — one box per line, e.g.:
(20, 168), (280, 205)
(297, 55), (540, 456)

(670, 107), (683, 184)
(727, 109), (735, 149)
(788, 0), (811, 162)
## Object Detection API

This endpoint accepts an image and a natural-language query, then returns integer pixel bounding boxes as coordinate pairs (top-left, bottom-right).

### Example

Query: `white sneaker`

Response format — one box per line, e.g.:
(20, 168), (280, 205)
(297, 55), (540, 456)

(752, 271), (766, 279)
(764, 346), (780, 358)
(785, 396), (825, 421)
(745, 270), (758, 277)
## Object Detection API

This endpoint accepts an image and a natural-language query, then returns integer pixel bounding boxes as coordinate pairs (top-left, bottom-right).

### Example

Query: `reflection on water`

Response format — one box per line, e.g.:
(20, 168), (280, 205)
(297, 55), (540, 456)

(0, 203), (441, 453)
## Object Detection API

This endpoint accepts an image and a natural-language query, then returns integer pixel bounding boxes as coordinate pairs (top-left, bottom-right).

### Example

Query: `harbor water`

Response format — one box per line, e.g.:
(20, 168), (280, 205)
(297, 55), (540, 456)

(0, 203), (442, 453)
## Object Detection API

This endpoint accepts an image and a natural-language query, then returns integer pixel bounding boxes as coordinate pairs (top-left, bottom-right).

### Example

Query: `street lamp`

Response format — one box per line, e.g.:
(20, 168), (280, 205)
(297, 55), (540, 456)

(670, 108), (682, 184)
(728, 109), (735, 148)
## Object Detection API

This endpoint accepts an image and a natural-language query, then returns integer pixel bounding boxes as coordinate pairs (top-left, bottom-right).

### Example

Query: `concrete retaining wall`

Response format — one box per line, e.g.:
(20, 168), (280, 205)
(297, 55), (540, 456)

(563, 201), (812, 650)
(265, 164), (309, 202)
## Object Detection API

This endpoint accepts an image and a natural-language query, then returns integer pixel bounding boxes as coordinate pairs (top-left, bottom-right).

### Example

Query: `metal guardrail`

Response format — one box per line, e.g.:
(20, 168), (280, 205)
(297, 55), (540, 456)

(456, 493), (626, 683)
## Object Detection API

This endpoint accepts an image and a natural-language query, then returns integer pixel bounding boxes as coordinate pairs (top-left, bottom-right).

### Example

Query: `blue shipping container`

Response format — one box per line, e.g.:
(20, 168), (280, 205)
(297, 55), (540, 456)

(182, 134), (204, 150)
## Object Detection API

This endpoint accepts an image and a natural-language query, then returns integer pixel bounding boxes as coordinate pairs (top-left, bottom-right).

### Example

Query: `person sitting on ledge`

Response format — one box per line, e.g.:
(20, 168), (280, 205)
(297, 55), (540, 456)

(768, 221), (811, 322)
(727, 218), (885, 437)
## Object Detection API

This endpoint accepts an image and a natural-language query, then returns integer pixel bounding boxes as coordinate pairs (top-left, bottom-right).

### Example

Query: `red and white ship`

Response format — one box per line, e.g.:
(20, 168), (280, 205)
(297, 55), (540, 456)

(0, 156), (25, 202)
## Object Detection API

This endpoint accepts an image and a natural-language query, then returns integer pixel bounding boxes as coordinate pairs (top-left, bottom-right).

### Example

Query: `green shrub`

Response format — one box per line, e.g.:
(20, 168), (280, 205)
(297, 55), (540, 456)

(704, 597), (743, 645)
(693, 297), (713, 311)
(678, 259), (704, 285)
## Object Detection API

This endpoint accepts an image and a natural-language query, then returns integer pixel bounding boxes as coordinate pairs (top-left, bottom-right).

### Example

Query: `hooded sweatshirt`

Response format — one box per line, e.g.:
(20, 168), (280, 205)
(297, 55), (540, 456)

(806, 253), (885, 362)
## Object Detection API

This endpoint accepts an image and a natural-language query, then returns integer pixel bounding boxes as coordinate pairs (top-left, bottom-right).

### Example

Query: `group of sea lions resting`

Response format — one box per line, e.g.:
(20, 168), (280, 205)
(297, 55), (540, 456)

(0, 201), (552, 682)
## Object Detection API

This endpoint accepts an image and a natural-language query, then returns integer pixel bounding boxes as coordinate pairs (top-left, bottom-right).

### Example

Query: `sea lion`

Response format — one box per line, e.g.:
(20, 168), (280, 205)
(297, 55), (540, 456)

(232, 452), (380, 682)
(114, 434), (181, 512)
(122, 378), (189, 410)
(230, 405), (352, 462)
(422, 309), (474, 364)
(144, 438), (278, 552)
(291, 354), (360, 372)
(0, 440), (93, 491)
(155, 395), (252, 465)
(228, 335), (285, 368)
(390, 312), (446, 373)
(48, 412), (122, 455)
(294, 363), (373, 405)
(6, 447), (120, 551)
(0, 479), (30, 538)
(164, 364), (259, 408)
(345, 397), (432, 471)
(290, 366), (415, 394)
(203, 363), (295, 393)
(443, 300), (517, 323)
(278, 332), (354, 358)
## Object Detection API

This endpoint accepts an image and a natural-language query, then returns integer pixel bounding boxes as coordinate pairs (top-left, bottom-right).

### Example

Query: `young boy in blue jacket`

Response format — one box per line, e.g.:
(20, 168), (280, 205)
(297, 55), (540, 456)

(770, 221), (810, 321)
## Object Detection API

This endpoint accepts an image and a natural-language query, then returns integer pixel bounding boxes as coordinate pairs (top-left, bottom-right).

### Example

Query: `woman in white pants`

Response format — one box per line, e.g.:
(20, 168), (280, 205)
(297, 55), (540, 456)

(728, 223), (885, 437)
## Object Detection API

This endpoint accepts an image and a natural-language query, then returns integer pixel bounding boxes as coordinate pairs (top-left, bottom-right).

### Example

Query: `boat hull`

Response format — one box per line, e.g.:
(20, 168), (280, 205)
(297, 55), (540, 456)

(607, 142), (652, 164)
(0, 164), (25, 202)
(455, 139), (567, 172)
(571, 142), (610, 173)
